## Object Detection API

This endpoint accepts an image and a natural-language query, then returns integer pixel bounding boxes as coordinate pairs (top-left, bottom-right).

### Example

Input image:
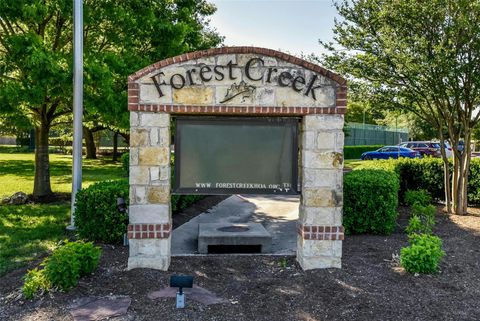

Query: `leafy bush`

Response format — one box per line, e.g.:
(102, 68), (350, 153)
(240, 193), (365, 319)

(357, 158), (480, 205)
(405, 216), (424, 236)
(121, 152), (129, 176)
(468, 160), (480, 204)
(344, 145), (383, 159)
(43, 244), (82, 291)
(404, 189), (432, 207)
(22, 241), (101, 297)
(171, 194), (205, 212)
(75, 180), (129, 244)
(400, 234), (445, 274)
(406, 204), (436, 236)
(64, 241), (102, 275)
(343, 169), (400, 234)
(22, 268), (51, 299)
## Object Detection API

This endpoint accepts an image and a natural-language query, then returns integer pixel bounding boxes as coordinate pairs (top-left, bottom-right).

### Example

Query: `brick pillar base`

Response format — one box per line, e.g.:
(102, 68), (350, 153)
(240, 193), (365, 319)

(296, 226), (343, 270)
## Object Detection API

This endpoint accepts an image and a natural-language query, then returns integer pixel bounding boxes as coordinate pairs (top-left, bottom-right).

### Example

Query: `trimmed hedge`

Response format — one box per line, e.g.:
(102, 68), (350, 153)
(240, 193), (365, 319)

(343, 169), (400, 234)
(75, 180), (130, 244)
(75, 179), (206, 243)
(357, 157), (480, 205)
(344, 145), (383, 159)
(120, 152), (129, 175)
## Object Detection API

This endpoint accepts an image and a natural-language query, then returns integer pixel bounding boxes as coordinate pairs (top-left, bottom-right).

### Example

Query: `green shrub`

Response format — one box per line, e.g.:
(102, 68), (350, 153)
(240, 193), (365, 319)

(39, 241), (101, 292)
(63, 241), (102, 275)
(404, 189), (432, 206)
(405, 216), (425, 236)
(357, 158), (480, 205)
(120, 152), (129, 175)
(468, 159), (480, 204)
(22, 268), (51, 299)
(343, 169), (400, 234)
(22, 242), (102, 297)
(405, 203), (435, 236)
(412, 203), (436, 224)
(400, 234), (445, 274)
(75, 180), (129, 244)
(344, 145), (384, 159)
(171, 194), (205, 212)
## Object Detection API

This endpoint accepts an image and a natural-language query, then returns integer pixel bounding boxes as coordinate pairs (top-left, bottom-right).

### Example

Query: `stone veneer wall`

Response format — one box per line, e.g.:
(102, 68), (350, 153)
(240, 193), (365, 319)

(297, 115), (344, 269)
(127, 47), (347, 271)
(128, 112), (171, 270)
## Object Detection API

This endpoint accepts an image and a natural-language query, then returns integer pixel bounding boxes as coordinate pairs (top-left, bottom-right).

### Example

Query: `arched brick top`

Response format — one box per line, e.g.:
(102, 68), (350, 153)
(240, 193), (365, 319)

(127, 46), (347, 115)
(128, 46), (346, 85)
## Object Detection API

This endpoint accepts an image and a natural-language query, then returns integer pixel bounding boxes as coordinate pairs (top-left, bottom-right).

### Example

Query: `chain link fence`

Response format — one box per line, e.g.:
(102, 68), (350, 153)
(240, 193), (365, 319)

(345, 122), (409, 146)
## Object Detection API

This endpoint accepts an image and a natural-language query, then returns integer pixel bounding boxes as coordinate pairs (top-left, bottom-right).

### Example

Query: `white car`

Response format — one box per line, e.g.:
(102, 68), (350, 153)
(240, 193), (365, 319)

(443, 141), (453, 158)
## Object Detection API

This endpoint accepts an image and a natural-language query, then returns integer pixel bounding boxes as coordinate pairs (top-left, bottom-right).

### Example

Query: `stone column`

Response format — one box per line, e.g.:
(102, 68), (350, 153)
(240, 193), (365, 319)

(297, 114), (344, 270)
(127, 111), (172, 270)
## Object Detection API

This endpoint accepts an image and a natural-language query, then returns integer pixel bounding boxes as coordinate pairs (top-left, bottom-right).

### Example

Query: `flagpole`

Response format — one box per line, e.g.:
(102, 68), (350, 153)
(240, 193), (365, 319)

(68, 0), (83, 230)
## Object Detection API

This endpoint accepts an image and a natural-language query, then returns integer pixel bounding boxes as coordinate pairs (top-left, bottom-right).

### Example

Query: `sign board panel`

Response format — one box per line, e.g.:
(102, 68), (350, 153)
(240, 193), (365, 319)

(174, 117), (299, 195)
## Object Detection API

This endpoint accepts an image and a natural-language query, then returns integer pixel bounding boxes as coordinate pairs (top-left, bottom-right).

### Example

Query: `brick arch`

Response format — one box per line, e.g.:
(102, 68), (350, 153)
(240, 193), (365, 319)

(127, 46), (347, 115)
(128, 46), (346, 85)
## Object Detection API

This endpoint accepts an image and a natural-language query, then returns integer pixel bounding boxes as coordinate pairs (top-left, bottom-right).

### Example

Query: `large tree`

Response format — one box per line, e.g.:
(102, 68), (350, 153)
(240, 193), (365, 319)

(322, 0), (480, 214)
(0, 0), (222, 198)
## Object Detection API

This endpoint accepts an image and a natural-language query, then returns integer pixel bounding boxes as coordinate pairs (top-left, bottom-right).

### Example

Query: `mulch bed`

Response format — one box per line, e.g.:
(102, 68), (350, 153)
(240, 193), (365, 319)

(1, 206), (479, 321)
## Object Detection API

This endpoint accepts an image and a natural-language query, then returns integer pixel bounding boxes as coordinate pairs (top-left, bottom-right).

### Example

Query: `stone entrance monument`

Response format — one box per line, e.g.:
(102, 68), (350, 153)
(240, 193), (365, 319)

(127, 47), (346, 271)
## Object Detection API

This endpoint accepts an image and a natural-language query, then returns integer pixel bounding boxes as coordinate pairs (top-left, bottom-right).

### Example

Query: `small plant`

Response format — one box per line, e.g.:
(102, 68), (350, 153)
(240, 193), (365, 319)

(411, 203), (436, 231)
(22, 268), (51, 299)
(404, 189), (432, 207)
(278, 258), (288, 268)
(43, 244), (81, 291)
(400, 234), (445, 274)
(22, 241), (102, 297)
(406, 215), (428, 236)
(62, 241), (102, 275)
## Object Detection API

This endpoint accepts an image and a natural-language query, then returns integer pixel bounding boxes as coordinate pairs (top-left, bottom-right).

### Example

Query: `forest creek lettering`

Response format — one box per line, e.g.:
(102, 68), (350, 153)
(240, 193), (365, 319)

(150, 57), (326, 101)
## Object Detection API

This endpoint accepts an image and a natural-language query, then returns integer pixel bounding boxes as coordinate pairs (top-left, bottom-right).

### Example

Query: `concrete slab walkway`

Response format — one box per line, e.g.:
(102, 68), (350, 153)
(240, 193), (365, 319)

(171, 195), (299, 255)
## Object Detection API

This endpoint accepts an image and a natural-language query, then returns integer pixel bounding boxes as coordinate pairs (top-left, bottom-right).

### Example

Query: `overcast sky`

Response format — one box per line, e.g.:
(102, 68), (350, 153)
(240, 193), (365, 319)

(209, 0), (339, 57)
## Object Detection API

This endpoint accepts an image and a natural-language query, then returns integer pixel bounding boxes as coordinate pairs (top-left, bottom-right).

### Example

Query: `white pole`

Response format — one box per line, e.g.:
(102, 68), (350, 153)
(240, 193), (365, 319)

(68, 0), (83, 230)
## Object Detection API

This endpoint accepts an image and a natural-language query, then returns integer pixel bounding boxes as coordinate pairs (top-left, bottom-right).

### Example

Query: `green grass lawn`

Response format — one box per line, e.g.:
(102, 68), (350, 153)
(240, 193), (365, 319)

(344, 159), (364, 169)
(0, 203), (70, 275)
(0, 148), (124, 197)
(0, 147), (124, 275)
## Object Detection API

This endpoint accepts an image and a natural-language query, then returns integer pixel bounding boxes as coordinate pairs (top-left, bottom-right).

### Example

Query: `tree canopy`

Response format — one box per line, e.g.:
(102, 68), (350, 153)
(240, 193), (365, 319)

(0, 0), (222, 198)
(322, 0), (480, 214)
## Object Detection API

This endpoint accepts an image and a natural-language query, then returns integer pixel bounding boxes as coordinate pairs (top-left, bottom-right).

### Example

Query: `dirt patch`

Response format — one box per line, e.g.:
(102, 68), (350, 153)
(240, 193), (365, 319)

(1, 207), (480, 321)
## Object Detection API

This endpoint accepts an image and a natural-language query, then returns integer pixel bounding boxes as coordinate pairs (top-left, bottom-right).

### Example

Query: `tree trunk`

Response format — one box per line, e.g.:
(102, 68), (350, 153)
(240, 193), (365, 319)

(438, 131), (452, 213)
(112, 131), (119, 162)
(451, 141), (469, 215)
(83, 126), (97, 159)
(33, 123), (53, 198)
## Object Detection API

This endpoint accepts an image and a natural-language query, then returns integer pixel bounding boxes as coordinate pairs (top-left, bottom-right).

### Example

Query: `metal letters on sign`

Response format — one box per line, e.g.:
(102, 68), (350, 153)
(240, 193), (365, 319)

(174, 117), (299, 195)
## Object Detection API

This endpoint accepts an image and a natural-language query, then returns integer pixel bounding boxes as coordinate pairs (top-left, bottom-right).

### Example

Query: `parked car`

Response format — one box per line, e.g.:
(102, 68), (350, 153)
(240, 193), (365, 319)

(443, 141), (454, 157)
(361, 146), (421, 160)
(398, 141), (442, 157)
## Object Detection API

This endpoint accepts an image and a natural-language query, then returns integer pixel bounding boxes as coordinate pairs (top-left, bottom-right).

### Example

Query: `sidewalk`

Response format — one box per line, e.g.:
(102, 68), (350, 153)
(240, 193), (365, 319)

(171, 195), (299, 255)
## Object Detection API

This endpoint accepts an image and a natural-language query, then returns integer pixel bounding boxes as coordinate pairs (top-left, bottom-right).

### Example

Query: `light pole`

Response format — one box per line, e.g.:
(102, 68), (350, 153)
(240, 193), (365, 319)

(68, 0), (83, 230)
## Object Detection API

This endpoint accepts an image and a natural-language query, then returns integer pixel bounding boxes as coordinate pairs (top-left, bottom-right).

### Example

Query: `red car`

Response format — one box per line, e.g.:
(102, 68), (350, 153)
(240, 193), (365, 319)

(398, 141), (442, 157)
